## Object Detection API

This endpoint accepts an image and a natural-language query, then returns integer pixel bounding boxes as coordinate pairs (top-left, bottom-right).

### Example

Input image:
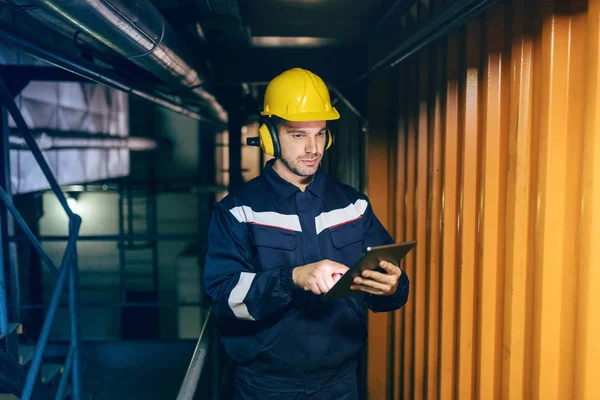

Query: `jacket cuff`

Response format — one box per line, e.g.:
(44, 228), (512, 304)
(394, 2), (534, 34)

(279, 267), (297, 294)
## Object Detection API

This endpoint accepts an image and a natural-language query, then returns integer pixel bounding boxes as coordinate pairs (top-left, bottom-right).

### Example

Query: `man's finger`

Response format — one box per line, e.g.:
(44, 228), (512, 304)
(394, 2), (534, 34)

(315, 275), (330, 294)
(350, 284), (384, 295)
(361, 269), (396, 284)
(354, 276), (390, 292)
(323, 272), (336, 291)
(332, 273), (343, 284)
(378, 260), (401, 274)
(331, 263), (350, 274)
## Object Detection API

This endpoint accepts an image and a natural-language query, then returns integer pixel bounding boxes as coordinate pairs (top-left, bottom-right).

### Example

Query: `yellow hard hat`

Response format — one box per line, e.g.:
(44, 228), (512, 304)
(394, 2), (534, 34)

(261, 68), (340, 121)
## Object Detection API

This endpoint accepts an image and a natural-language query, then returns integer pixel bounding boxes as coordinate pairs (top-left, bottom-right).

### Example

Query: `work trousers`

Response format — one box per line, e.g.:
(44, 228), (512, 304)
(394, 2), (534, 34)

(231, 373), (358, 400)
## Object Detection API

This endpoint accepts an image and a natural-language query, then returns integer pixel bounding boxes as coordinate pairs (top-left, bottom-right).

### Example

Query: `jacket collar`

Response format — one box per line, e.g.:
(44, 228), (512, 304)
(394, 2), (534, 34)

(263, 159), (327, 204)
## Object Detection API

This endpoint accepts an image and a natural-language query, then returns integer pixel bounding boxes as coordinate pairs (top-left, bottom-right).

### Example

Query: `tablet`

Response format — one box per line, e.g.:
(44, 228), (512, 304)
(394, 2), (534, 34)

(321, 240), (417, 301)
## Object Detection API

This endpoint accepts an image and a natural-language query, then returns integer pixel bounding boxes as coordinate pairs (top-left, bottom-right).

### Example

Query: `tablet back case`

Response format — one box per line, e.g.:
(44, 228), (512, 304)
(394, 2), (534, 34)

(321, 240), (417, 301)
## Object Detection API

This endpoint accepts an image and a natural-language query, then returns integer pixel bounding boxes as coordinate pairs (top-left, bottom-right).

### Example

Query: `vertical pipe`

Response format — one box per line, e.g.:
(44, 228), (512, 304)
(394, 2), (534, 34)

(149, 165), (159, 296)
(0, 106), (8, 337)
(0, 105), (18, 328)
(228, 91), (244, 190)
(127, 181), (134, 248)
(55, 346), (74, 400)
(119, 182), (126, 305)
(69, 221), (83, 400)
(0, 200), (8, 337)
(150, 190), (159, 294)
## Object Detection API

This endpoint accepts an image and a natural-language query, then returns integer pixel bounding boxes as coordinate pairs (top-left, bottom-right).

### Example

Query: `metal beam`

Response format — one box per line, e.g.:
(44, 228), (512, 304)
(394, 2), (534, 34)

(10, 233), (199, 242)
(0, 65), (90, 83)
(374, 0), (420, 32)
(357, 0), (499, 83)
(0, 106), (19, 330)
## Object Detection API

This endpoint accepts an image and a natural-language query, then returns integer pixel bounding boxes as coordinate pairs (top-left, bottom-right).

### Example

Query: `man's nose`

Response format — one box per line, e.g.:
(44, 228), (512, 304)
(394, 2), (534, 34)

(305, 136), (318, 154)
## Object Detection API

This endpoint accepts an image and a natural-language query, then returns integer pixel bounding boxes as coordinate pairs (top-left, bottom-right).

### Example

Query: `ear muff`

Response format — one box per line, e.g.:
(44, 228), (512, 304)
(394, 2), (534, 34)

(257, 119), (281, 157)
(325, 129), (334, 151)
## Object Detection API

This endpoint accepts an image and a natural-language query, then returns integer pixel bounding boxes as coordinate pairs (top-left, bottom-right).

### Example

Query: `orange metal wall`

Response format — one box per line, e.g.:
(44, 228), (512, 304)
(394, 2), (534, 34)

(365, 0), (600, 399)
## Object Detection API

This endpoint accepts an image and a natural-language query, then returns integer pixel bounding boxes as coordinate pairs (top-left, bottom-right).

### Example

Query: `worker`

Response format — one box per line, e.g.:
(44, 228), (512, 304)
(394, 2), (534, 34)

(203, 67), (410, 400)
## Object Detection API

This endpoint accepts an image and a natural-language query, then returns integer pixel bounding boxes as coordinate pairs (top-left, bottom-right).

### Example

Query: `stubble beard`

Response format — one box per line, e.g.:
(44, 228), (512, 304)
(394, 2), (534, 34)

(280, 153), (321, 177)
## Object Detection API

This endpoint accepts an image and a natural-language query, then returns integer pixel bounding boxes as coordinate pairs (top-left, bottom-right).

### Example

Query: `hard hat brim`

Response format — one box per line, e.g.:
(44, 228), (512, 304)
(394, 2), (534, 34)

(261, 108), (341, 122)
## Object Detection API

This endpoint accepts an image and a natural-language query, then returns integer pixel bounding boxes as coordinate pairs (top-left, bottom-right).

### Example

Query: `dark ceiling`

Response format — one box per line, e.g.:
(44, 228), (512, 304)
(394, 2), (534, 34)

(152, 0), (398, 116)
(0, 0), (422, 124)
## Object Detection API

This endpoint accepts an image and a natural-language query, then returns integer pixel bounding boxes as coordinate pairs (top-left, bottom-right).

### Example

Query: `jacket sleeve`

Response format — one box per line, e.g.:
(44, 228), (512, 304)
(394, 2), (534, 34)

(202, 202), (297, 321)
(361, 195), (410, 313)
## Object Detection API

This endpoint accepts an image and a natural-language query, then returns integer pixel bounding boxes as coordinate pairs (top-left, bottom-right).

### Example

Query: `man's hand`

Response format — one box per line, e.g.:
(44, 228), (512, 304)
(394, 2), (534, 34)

(292, 260), (349, 295)
(350, 260), (402, 296)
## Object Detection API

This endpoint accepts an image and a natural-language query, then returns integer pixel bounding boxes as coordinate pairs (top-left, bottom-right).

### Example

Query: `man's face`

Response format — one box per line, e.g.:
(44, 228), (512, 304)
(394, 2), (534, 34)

(277, 120), (328, 178)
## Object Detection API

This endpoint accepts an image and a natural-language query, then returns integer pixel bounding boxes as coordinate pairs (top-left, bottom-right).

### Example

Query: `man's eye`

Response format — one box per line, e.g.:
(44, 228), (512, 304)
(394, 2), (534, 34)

(317, 131), (326, 137)
(294, 134), (304, 138)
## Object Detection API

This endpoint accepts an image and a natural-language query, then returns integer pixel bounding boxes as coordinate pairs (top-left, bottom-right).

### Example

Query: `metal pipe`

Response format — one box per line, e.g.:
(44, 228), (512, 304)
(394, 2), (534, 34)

(0, 187), (60, 277)
(118, 183), (127, 305)
(21, 301), (205, 310)
(16, 0), (227, 124)
(68, 238), (83, 400)
(374, 0), (419, 31)
(0, 206), (9, 336)
(55, 346), (75, 400)
(9, 233), (198, 242)
(327, 85), (365, 121)
(20, 218), (79, 400)
(176, 308), (212, 400)
(0, 24), (210, 122)
(9, 131), (159, 151)
(356, 0), (499, 83)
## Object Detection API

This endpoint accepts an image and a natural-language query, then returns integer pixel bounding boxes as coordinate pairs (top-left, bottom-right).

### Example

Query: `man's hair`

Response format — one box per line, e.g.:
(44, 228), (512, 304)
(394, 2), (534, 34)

(270, 115), (288, 133)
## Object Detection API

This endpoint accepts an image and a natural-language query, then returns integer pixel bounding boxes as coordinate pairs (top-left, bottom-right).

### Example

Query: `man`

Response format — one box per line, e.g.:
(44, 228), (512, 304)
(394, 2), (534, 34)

(203, 67), (410, 400)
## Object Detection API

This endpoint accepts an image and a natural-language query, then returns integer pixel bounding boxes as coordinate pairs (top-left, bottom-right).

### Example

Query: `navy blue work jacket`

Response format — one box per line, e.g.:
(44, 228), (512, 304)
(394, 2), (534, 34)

(203, 159), (410, 394)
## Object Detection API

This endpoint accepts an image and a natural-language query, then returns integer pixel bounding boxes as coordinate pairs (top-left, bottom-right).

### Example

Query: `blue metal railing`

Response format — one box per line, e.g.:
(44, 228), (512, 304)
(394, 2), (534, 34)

(0, 73), (83, 400)
(176, 307), (212, 400)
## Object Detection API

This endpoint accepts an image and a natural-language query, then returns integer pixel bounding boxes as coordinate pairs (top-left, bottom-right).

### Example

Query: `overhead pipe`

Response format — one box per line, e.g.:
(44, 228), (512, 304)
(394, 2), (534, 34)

(357, 0), (499, 84)
(12, 0), (228, 124)
(9, 129), (159, 151)
(0, 23), (211, 122)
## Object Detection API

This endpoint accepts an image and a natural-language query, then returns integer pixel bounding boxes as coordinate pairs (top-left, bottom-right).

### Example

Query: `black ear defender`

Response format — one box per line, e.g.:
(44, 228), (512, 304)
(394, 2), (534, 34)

(246, 118), (335, 158)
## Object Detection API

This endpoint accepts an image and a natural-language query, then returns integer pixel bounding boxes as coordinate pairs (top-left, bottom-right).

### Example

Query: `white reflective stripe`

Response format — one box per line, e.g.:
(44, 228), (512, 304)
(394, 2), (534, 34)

(229, 206), (302, 232)
(228, 272), (256, 321)
(314, 199), (368, 235)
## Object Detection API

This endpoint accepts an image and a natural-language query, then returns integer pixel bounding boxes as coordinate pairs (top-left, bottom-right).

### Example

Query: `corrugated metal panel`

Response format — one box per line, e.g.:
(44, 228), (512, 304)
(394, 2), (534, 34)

(365, 0), (600, 398)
